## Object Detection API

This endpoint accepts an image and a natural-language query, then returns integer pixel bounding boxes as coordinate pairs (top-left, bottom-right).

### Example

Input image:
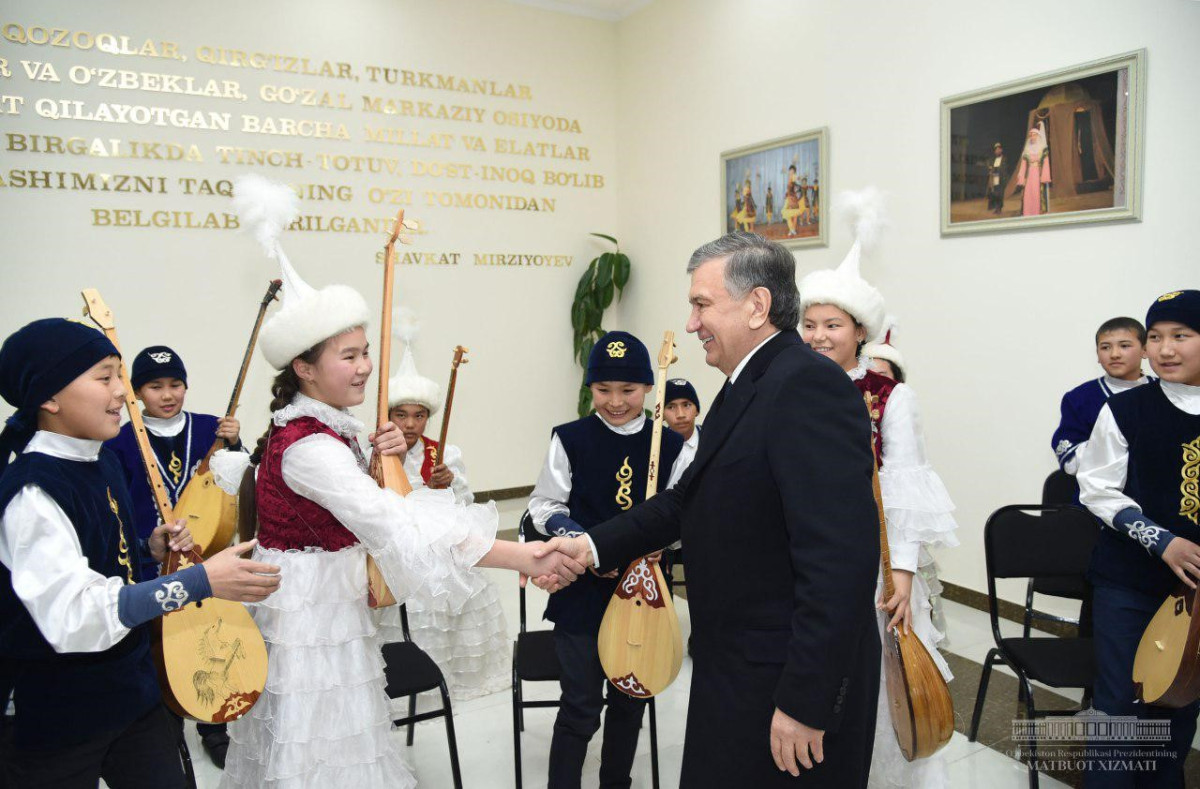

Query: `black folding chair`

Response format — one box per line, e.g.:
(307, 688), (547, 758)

(968, 504), (1098, 789)
(511, 511), (660, 789)
(1023, 471), (1090, 638)
(382, 604), (464, 789)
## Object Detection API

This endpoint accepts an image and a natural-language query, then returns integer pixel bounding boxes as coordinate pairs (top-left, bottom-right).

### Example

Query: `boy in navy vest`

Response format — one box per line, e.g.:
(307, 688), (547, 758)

(1052, 317), (1152, 475)
(0, 318), (280, 788)
(1078, 290), (1200, 786)
(103, 346), (242, 767)
(528, 330), (690, 789)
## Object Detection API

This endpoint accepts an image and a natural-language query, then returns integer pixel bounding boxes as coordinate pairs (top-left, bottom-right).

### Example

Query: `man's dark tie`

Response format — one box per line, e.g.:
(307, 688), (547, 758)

(707, 378), (733, 422)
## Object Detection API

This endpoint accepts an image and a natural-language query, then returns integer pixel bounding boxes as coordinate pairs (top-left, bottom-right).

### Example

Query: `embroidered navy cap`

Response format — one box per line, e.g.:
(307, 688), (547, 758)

(664, 378), (700, 412)
(0, 318), (119, 472)
(1146, 290), (1200, 335)
(131, 345), (188, 390)
(586, 331), (653, 386)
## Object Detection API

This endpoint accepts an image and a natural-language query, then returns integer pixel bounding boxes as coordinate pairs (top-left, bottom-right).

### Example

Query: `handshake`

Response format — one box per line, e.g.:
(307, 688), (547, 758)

(515, 535), (596, 593)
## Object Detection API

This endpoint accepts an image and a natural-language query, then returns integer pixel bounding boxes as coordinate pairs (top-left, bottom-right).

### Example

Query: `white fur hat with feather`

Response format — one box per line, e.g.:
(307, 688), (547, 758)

(387, 308), (440, 415)
(798, 187), (889, 343)
(232, 174), (370, 370)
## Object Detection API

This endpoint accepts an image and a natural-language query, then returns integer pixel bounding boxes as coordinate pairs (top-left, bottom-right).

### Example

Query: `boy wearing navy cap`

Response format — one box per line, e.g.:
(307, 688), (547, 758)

(528, 330), (692, 788)
(103, 344), (243, 766)
(1078, 290), (1200, 786)
(664, 377), (701, 467)
(0, 318), (279, 787)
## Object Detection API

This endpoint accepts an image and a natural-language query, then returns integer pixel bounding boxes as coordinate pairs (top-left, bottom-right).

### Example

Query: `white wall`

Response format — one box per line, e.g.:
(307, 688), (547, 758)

(0, 0), (618, 491)
(612, 0), (1200, 600)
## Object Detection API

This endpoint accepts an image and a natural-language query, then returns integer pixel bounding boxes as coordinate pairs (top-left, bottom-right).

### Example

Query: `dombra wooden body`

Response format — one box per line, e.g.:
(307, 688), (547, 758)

(154, 548), (269, 721)
(598, 331), (685, 698)
(174, 471), (237, 560)
(598, 557), (683, 697)
(83, 288), (268, 723)
(176, 279), (281, 559)
(1133, 584), (1200, 707)
(366, 209), (419, 608)
(870, 440), (953, 761)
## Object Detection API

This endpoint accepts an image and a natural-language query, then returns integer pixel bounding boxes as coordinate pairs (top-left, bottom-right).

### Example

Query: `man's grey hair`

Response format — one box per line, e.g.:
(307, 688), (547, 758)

(686, 232), (800, 331)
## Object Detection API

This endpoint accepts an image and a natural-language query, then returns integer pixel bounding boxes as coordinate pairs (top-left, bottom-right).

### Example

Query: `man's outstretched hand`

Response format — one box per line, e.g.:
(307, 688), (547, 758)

(529, 536), (595, 592)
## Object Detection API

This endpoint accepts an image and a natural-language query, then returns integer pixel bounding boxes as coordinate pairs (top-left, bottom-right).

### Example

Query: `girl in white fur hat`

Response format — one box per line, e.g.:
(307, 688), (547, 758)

(211, 176), (580, 788)
(374, 326), (510, 702)
(799, 188), (958, 789)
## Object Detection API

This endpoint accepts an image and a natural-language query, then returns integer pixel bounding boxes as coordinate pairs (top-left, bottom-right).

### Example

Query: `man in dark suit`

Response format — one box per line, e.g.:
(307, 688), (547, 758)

(536, 232), (882, 787)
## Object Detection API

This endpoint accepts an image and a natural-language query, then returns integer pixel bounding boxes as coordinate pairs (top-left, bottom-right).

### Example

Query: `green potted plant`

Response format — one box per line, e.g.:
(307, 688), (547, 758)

(571, 233), (631, 417)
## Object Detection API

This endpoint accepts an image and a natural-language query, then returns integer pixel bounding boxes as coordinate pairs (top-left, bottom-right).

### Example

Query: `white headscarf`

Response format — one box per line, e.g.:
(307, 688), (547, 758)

(1022, 121), (1048, 161)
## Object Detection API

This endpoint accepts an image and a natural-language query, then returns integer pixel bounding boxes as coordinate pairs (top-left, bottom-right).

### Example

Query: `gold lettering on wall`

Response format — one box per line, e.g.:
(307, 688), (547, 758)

(0, 14), (608, 253)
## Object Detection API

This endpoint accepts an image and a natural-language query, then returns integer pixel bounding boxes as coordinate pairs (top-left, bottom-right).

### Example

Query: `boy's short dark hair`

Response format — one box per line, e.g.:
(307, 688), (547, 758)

(1095, 317), (1147, 346)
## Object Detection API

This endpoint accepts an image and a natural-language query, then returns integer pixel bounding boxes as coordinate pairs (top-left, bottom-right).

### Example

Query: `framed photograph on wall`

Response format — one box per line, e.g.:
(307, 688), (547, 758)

(940, 49), (1146, 236)
(720, 128), (829, 249)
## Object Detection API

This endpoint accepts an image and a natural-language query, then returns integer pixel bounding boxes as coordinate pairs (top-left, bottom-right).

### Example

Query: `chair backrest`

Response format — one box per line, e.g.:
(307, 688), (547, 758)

(983, 504), (1099, 640)
(984, 504), (1098, 581)
(1042, 468), (1080, 507)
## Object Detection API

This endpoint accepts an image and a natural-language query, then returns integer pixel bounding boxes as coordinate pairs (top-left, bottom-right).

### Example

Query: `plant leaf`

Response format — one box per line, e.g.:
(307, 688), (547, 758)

(598, 279), (614, 309)
(575, 265), (596, 301)
(585, 296), (602, 329)
(579, 336), (596, 366)
(577, 381), (594, 418)
(596, 253), (613, 290)
(590, 232), (619, 247)
(613, 253), (631, 295)
(571, 299), (586, 332)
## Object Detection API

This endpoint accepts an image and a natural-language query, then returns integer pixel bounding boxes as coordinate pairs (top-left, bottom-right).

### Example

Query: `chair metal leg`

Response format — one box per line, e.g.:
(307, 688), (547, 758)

(178, 730), (197, 789)
(438, 681), (464, 789)
(969, 648), (1000, 741)
(1023, 579), (1035, 639)
(1020, 675), (1040, 789)
(512, 668), (523, 789)
(406, 693), (417, 746)
(649, 698), (660, 789)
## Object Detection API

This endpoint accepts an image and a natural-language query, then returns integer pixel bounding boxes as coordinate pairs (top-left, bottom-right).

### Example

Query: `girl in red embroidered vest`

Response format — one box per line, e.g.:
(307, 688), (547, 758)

(375, 323), (510, 702)
(211, 175), (581, 789)
(799, 188), (958, 789)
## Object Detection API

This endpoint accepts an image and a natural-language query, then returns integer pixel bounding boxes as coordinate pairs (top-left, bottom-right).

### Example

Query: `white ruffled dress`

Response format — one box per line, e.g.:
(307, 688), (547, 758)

(375, 439), (510, 702)
(850, 361), (960, 789)
(210, 395), (499, 788)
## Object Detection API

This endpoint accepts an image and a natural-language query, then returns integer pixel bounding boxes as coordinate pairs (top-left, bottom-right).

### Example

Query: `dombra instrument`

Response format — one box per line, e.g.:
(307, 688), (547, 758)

(83, 288), (268, 723)
(597, 331), (685, 698)
(1133, 584), (1200, 707)
(870, 435), (954, 760)
(175, 279), (281, 559)
(366, 209), (419, 608)
(429, 345), (469, 468)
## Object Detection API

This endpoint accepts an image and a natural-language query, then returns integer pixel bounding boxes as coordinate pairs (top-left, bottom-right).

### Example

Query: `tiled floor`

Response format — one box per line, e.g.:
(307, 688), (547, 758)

(177, 503), (1080, 788)
(185, 580), (1067, 788)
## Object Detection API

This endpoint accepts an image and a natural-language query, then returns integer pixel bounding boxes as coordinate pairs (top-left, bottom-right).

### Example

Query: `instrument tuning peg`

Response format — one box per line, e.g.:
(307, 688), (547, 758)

(403, 219), (421, 231)
(398, 234), (414, 245)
